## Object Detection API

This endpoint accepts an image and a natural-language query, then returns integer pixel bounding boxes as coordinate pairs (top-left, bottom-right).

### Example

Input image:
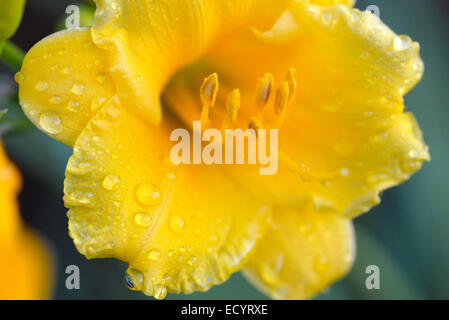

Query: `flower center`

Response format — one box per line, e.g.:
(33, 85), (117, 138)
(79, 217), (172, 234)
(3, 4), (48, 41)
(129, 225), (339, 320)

(198, 68), (297, 133)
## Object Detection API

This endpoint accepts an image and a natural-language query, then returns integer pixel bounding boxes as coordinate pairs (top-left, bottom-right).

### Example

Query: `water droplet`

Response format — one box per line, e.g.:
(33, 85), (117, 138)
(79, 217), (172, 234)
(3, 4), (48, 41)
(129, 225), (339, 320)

(135, 213), (152, 227)
(124, 274), (134, 289)
(92, 119), (112, 131)
(340, 168), (349, 177)
(14, 72), (24, 84)
(67, 189), (94, 205)
(169, 216), (185, 233)
(126, 268), (143, 290)
(102, 174), (119, 190)
(154, 285), (167, 300)
(148, 249), (161, 261)
(67, 100), (80, 112)
(97, 73), (107, 84)
(62, 66), (72, 75)
(260, 255), (283, 285)
(188, 256), (197, 266)
(314, 255), (329, 274)
(166, 172), (176, 180)
(35, 81), (48, 92)
(91, 97), (106, 111)
(71, 83), (85, 95)
(394, 35), (411, 51)
(49, 95), (62, 104)
(135, 183), (162, 206)
(39, 112), (63, 134)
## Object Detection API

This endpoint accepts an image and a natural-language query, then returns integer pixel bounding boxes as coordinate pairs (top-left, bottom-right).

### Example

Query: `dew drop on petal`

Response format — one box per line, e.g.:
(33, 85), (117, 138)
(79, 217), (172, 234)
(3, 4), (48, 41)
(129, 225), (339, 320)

(340, 168), (349, 177)
(14, 72), (24, 84)
(148, 249), (161, 261)
(134, 213), (152, 227)
(35, 81), (48, 92)
(125, 268), (143, 290)
(135, 183), (162, 206)
(154, 285), (167, 300)
(102, 174), (119, 190)
(49, 95), (62, 104)
(97, 74), (107, 84)
(169, 215), (185, 234)
(67, 100), (80, 112)
(124, 274), (134, 289)
(394, 35), (412, 51)
(187, 256), (197, 266)
(39, 112), (63, 134)
(314, 255), (329, 275)
(70, 83), (85, 95)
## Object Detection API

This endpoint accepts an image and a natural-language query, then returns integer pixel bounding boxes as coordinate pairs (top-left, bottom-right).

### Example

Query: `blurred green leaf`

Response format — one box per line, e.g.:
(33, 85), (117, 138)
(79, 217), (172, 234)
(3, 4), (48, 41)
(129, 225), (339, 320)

(0, 94), (32, 136)
(0, 109), (7, 120)
(0, 0), (26, 53)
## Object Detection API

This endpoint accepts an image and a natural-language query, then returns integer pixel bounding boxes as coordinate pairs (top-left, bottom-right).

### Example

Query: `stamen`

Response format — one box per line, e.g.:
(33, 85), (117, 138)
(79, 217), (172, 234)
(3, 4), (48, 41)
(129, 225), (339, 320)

(255, 73), (274, 113)
(200, 73), (219, 129)
(249, 117), (263, 132)
(273, 82), (290, 128)
(286, 68), (297, 102)
(221, 89), (241, 130)
(274, 82), (290, 115)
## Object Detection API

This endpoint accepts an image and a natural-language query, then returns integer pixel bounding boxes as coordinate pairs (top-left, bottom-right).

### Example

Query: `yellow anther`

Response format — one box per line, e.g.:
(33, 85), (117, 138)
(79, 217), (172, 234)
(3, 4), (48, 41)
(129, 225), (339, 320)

(255, 73), (274, 111)
(221, 89), (241, 130)
(249, 117), (263, 132)
(200, 73), (219, 128)
(274, 82), (290, 115)
(286, 68), (297, 102)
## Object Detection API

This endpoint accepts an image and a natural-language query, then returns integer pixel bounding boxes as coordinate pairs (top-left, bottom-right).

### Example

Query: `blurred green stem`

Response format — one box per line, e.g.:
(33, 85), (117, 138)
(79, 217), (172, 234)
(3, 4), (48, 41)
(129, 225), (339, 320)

(1, 41), (25, 71)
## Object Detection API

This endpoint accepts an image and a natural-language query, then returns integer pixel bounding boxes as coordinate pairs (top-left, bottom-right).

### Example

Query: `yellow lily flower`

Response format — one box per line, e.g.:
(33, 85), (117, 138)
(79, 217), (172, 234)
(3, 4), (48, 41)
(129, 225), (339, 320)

(0, 141), (52, 299)
(16, 0), (429, 299)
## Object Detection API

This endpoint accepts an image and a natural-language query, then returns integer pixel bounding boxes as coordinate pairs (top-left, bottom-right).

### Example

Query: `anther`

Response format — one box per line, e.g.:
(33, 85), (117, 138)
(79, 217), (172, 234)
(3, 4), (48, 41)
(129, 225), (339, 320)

(286, 68), (297, 102)
(200, 73), (219, 129)
(221, 89), (241, 130)
(249, 117), (263, 133)
(274, 82), (290, 115)
(273, 81), (290, 128)
(255, 73), (274, 112)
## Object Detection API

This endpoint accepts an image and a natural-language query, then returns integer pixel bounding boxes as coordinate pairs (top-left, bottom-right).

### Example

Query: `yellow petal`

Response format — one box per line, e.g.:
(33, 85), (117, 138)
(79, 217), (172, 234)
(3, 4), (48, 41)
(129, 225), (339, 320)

(64, 99), (270, 298)
(18, 28), (115, 146)
(0, 142), (52, 299)
(243, 205), (355, 300)
(165, 3), (429, 218)
(0, 141), (21, 245)
(90, 0), (290, 125)
(309, 0), (354, 7)
(0, 229), (53, 300)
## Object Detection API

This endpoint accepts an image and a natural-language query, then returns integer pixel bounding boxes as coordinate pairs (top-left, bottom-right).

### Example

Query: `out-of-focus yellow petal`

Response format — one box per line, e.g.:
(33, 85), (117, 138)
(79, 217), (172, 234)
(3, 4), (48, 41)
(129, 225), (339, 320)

(166, 3), (429, 218)
(243, 205), (355, 299)
(0, 230), (52, 300)
(309, 0), (354, 7)
(0, 142), (52, 300)
(18, 28), (115, 146)
(90, 0), (290, 125)
(64, 99), (270, 298)
(0, 141), (21, 246)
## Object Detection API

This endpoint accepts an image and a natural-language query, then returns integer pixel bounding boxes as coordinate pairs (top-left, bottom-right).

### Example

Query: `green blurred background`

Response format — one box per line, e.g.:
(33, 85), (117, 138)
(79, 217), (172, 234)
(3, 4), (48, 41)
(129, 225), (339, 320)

(0, 0), (447, 300)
